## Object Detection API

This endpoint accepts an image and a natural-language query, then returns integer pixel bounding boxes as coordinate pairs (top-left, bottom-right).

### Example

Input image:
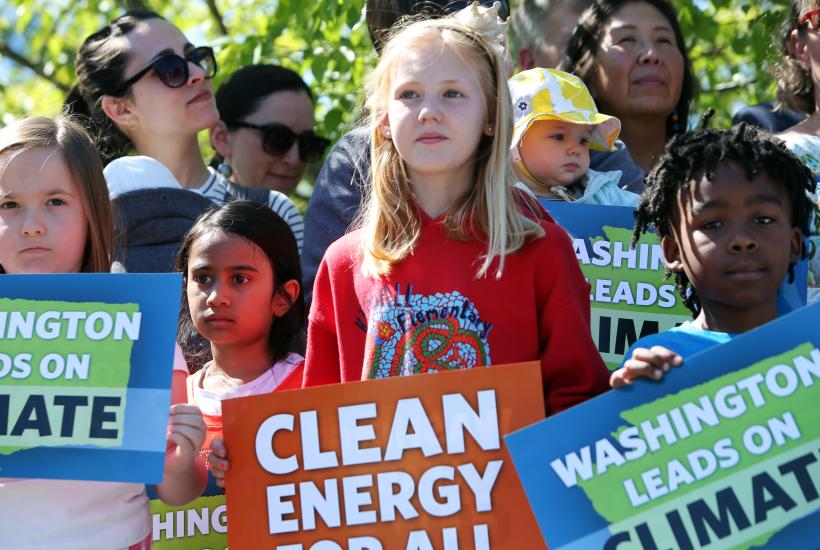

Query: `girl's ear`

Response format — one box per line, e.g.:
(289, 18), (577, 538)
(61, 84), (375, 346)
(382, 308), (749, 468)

(100, 95), (138, 131)
(210, 121), (232, 159)
(661, 234), (685, 273)
(378, 114), (392, 140)
(272, 279), (300, 317)
(791, 29), (810, 68)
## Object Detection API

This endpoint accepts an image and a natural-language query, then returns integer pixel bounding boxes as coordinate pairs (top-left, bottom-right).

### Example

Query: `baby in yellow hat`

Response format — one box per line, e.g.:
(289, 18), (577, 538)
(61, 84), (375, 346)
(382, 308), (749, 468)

(509, 68), (639, 205)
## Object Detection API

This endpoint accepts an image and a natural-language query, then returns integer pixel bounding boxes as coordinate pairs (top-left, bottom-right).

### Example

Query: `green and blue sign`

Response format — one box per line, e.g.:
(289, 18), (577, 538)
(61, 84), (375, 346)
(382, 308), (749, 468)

(506, 301), (820, 549)
(0, 273), (181, 483)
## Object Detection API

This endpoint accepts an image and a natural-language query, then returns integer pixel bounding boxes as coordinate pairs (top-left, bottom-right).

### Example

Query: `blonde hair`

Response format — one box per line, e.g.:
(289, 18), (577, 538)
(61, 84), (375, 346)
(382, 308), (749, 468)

(360, 10), (543, 279)
(0, 116), (114, 273)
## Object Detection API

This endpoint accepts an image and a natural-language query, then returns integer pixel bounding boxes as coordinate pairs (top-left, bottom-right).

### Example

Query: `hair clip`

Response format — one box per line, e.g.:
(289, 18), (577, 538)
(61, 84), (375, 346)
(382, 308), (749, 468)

(449, 1), (507, 57)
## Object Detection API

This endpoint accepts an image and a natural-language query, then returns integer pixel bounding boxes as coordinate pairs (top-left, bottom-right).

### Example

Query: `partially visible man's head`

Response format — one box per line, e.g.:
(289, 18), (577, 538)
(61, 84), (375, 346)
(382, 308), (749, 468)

(508, 0), (591, 70)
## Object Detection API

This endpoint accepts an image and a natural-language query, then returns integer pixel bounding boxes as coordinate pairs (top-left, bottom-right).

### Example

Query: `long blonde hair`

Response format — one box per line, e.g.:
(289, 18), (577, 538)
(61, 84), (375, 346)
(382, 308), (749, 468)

(0, 116), (114, 273)
(359, 12), (543, 279)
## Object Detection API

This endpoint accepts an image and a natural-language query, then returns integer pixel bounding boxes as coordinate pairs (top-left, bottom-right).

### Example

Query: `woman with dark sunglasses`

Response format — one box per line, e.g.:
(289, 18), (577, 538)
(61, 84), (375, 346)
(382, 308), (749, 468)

(65, 10), (304, 252)
(210, 64), (329, 197)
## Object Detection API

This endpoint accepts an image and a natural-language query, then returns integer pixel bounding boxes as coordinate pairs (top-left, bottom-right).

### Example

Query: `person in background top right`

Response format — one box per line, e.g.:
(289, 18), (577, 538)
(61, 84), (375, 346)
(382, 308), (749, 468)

(610, 121), (818, 388)
(774, 0), (820, 302)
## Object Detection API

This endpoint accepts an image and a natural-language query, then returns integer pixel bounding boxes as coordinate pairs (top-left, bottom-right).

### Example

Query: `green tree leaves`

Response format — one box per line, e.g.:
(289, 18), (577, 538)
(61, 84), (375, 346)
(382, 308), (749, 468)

(0, 0), (797, 169)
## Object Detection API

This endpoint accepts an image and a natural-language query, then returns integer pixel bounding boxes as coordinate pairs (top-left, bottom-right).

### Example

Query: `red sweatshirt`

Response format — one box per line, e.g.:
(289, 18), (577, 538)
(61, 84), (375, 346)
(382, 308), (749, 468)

(305, 212), (609, 415)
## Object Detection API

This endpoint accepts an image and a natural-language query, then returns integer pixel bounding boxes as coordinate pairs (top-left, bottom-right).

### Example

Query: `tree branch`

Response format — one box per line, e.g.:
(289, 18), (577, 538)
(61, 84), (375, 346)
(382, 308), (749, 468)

(205, 0), (229, 36)
(714, 77), (757, 92)
(0, 41), (70, 92)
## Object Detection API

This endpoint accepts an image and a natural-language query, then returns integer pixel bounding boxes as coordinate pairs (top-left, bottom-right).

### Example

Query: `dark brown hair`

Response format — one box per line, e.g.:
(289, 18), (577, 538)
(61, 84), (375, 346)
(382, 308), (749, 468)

(65, 10), (164, 165)
(561, 0), (695, 139)
(776, 0), (819, 115)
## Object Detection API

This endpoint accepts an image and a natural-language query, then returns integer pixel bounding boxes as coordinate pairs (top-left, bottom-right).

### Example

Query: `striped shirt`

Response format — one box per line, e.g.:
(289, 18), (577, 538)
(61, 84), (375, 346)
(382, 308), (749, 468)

(195, 168), (304, 253)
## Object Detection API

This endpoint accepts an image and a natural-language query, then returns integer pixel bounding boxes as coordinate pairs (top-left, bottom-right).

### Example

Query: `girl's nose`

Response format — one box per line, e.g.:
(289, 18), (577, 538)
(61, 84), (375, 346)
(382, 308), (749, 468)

(20, 208), (46, 237)
(418, 99), (442, 123)
(206, 282), (230, 307)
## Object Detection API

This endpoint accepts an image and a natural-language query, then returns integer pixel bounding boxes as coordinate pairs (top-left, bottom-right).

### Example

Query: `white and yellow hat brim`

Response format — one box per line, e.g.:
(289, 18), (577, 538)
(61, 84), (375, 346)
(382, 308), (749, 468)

(509, 68), (622, 153)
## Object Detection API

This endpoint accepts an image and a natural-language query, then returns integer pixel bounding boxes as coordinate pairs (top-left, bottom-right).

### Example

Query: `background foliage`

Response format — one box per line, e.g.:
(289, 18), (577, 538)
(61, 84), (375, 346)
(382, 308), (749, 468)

(0, 0), (797, 196)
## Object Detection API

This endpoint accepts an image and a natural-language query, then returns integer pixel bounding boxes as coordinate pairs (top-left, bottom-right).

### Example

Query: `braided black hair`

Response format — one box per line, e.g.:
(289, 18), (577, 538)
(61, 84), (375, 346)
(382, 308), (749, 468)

(633, 119), (818, 315)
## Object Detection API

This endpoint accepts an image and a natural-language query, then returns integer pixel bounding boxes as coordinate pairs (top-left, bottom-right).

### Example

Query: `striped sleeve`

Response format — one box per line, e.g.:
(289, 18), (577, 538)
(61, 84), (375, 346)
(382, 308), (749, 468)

(268, 190), (304, 254)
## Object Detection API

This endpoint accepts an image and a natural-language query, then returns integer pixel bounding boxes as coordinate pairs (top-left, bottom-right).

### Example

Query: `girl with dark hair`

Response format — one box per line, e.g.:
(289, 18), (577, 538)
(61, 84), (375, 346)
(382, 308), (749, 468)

(174, 201), (305, 490)
(67, 11), (304, 251)
(561, 0), (695, 173)
(210, 64), (329, 197)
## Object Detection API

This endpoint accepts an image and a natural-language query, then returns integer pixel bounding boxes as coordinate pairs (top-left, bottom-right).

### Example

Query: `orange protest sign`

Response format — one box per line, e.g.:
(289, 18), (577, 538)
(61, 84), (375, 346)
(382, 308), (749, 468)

(222, 361), (547, 549)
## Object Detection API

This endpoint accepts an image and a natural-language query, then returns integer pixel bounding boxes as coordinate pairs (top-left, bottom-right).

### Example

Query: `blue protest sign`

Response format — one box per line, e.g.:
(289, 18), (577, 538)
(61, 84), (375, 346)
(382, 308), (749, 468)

(0, 273), (181, 483)
(505, 301), (820, 549)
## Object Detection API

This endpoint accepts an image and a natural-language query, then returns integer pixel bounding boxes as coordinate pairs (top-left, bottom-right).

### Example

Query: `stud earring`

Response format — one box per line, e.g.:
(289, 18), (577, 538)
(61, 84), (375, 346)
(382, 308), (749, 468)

(217, 160), (233, 178)
(670, 109), (680, 133)
(485, 125), (494, 135)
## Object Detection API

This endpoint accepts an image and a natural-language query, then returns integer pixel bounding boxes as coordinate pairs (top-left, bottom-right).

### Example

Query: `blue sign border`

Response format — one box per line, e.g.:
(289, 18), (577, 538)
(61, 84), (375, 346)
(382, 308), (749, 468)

(0, 273), (181, 483)
(505, 301), (820, 549)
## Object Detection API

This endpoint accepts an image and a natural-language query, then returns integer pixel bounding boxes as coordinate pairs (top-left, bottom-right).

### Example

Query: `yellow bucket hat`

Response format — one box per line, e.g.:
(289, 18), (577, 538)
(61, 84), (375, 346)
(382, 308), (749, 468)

(508, 68), (621, 154)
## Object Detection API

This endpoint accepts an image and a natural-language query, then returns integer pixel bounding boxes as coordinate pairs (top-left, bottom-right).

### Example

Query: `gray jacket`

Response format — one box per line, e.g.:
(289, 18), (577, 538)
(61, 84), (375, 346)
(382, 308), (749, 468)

(113, 188), (214, 273)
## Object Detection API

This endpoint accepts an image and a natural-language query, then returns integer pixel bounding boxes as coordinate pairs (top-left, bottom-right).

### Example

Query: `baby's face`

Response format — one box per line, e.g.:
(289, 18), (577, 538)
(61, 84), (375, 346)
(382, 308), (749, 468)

(519, 119), (592, 188)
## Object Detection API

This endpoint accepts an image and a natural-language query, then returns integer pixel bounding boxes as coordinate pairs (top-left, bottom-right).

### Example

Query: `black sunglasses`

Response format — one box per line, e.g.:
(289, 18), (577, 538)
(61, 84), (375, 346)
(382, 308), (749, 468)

(414, 0), (510, 21)
(113, 46), (217, 96)
(226, 121), (331, 163)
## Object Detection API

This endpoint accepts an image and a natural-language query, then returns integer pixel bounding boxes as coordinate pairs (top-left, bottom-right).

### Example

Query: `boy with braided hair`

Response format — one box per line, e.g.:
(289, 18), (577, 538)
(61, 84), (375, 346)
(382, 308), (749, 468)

(611, 119), (818, 387)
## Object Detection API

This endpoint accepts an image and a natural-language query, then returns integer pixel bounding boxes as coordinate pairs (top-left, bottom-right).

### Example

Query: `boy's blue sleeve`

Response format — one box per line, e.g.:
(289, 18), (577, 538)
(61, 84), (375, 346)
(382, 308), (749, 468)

(619, 326), (731, 367)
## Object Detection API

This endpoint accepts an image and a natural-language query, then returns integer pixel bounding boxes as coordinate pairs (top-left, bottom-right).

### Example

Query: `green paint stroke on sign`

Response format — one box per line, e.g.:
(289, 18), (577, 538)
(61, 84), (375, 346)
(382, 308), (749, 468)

(577, 227), (691, 370)
(578, 342), (820, 549)
(0, 298), (139, 454)
(151, 494), (228, 549)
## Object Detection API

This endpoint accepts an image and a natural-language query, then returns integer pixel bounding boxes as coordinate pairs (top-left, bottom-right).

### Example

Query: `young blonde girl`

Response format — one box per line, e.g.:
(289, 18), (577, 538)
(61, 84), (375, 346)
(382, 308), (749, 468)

(302, 6), (609, 414)
(0, 116), (205, 548)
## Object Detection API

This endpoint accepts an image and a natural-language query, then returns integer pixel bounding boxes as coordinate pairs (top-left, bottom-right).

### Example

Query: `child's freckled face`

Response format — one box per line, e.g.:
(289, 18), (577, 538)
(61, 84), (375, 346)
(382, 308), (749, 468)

(663, 162), (802, 317)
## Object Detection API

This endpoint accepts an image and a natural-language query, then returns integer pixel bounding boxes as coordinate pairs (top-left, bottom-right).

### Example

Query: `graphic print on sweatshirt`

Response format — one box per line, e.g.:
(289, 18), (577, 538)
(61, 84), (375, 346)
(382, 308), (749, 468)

(363, 284), (493, 378)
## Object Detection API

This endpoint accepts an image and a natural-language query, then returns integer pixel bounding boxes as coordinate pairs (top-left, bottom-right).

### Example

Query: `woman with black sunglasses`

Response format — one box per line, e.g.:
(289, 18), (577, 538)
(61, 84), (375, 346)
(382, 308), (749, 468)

(66, 10), (304, 252)
(210, 64), (330, 197)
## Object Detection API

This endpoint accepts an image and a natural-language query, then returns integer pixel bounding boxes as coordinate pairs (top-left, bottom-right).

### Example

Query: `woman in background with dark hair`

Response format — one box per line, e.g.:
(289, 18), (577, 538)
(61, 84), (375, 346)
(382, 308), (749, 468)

(562, 0), (695, 173)
(775, 0), (820, 303)
(210, 64), (329, 197)
(66, 11), (304, 251)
